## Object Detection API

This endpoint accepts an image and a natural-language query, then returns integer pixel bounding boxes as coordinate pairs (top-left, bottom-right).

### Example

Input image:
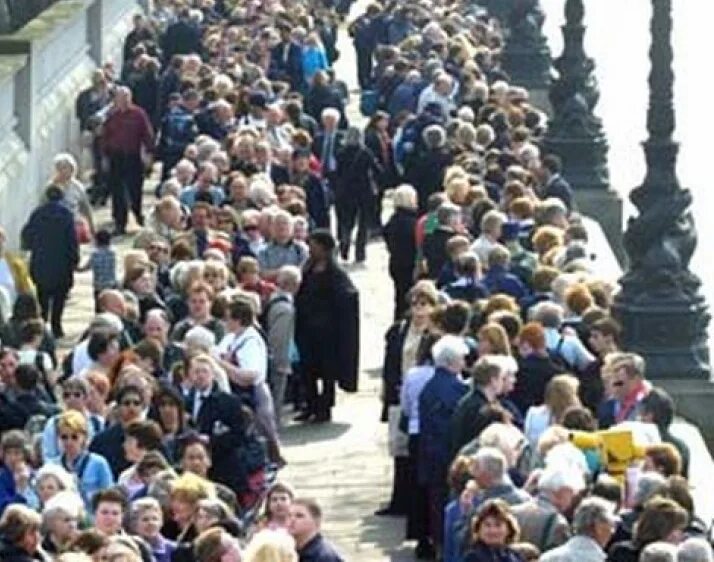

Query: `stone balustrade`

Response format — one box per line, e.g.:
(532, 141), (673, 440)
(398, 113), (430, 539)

(0, 0), (140, 248)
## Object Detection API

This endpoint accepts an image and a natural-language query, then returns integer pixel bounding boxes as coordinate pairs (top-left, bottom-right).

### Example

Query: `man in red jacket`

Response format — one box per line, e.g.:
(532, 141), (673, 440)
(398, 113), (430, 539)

(101, 86), (154, 236)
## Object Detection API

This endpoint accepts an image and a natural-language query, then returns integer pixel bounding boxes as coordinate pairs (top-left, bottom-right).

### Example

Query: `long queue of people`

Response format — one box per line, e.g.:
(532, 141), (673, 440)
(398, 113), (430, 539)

(0, 0), (712, 562)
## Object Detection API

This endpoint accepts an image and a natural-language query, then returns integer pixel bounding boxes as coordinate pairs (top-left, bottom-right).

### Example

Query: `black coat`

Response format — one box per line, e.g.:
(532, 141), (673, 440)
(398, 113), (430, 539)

(0, 538), (36, 562)
(450, 386), (492, 456)
(380, 319), (410, 421)
(89, 423), (128, 479)
(298, 533), (344, 562)
(21, 199), (78, 292)
(295, 261), (359, 393)
(305, 85), (345, 126)
(607, 540), (641, 562)
(509, 354), (562, 415)
(334, 144), (381, 202)
(544, 174), (575, 212)
(463, 542), (524, 562)
(161, 19), (202, 60)
(422, 227), (454, 280)
(194, 387), (248, 494)
(404, 147), (452, 213)
(269, 41), (303, 90)
(383, 207), (417, 275)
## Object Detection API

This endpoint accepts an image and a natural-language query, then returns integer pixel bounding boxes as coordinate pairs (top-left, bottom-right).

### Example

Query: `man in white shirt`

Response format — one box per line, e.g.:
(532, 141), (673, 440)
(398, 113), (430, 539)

(471, 210), (506, 267)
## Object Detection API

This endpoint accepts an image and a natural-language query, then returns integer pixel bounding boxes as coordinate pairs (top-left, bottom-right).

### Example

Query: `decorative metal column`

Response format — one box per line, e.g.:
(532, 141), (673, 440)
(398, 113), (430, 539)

(501, 0), (552, 93)
(613, 0), (711, 379)
(542, 0), (610, 192)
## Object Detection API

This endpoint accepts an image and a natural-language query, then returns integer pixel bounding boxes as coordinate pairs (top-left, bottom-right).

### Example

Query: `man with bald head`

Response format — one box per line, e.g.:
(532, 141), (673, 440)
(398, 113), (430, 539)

(101, 86), (155, 236)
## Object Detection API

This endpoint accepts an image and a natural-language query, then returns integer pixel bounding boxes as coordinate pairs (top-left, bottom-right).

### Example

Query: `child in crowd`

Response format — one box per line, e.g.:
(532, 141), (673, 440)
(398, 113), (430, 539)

(78, 229), (117, 312)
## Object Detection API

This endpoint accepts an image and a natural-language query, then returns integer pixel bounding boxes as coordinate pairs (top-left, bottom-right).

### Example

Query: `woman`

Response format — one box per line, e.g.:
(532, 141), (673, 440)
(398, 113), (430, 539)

(151, 385), (186, 463)
(50, 153), (95, 242)
(123, 264), (168, 323)
(301, 33), (329, 89)
(383, 185), (419, 320)
(364, 111), (395, 230)
(258, 482), (295, 531)
(524, 374), (581, 448)
(243, 529), (297, 562)
(194, 498), (232, 534)
(607, 497), (688, 562)
(294, 230), (359, 423)
(478, 323), (512, 356)
(46, 410), (114, 512)
(0, 504), (44, 562)
(33, 464), (76, 508)
(129, 497), (175, 562)
(40, 490), (83, 556)
(0, 294), (57, 365)
(165, 472), (214, 543)
(463, 500), (525, 562)
(334, 126), (382, 263)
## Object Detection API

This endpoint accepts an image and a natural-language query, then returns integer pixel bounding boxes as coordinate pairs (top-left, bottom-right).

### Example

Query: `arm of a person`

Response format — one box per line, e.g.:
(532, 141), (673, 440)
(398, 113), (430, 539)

(268, 308), (293, 373)
(77, 190), (95, 233)
(95, 455), (116, 487)
(41, 418), (59, 460)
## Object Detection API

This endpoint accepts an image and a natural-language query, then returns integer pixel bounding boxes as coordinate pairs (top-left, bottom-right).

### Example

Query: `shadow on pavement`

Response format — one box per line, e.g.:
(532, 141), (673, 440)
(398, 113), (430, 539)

(280, 421), (351, 446)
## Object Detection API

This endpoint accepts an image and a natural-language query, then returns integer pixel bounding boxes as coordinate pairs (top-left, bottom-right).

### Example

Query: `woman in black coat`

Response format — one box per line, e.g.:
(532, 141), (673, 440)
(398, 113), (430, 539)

(295, 230), (359, 423)
(334, 126), (382, 263)
(364, 111), (396, 231)
(403, 124), (453, 214)
(21, 186), (79, 338)
(383, 185), (419, 320)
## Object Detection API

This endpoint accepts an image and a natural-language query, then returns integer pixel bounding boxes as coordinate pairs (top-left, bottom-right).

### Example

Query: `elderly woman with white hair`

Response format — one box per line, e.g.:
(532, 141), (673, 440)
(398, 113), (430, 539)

(334, 125), (383, 264)
(539, 496), (618, 562)
(51, 152), (95, 241)
(41, 490), (84, 555)
(417, 334), (468, 549)
(678, 538), (714, 562)
(383, 184), (419, 319)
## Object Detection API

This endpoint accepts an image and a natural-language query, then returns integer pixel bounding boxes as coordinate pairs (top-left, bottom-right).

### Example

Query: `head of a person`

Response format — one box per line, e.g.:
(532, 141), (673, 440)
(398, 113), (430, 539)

(477, 323), (511, 356)
(243, 529), (297, 562)
(35, 464), (74, 506)
(123, 420), (163, 464)
(471, 355), (504, 396)
(470, 499), (519, 548)
(115, 86), (132, 110)
(572, 496), (618, 547)
(265, 482), (295, 524)
(170, 473), (215, 528)
(0, 348), (18, 388)
(536, 465), (585, 513)
(194, 527), (242, 562)
(179, 433), (212, 478)
(288, 498), (321, 547)
(307, 229), (335, 262)
(194, 497), (231, 534)
(530, 301), (564, 331)
(66, 529), (109, 561)
(42, 491), (82, 545)
(56, 410), (89, 458)
(272, 210), (294, 244)
(677, 538), (714, 562)
(187, 281), (214, 321)
(115, 385), (146, 425)
(471, 447), (508, 489)
(143, 309), (170, 343)
(545, 375), (581, 423)
(640, 387), (676, 433)
(644, 444), (682, 478)
(92, 487), (129, 536)
(436, 202), (462, 229)
(606, 352), (646, 402)
(635, 497), (689, 548)
(226, 297), (255, 334)
(408, 280), (439, 319)
(480, 210), (506, 239)
(87, 330), (121, 368)
(588, 317), (622, 354)
(517, 322), (547, 356)
(189, 354), (219, 394)
(320, 108), (339, 131)
(53, 153), (78, 182)
(539, 154), (562, 181)
(191, 202), (212, 231)
(0, 504), (42, 555)
(642, 542), (680, 562)
(128, 497), (163, 542)
(432, 334), (469, 374)
(103, 536), (143, 562)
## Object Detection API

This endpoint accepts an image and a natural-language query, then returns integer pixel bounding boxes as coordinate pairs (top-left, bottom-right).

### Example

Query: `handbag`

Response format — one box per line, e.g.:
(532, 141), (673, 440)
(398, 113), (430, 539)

(75, 217), (91, 244)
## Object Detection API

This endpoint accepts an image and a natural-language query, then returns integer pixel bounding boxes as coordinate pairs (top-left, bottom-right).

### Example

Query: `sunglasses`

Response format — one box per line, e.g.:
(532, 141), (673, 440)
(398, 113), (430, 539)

(612, 380), (625, 388)
(244, 224), (258, 231)
(120, 399), (143, 408)
(59, 434), (82, 441)
(63, 391), (84, 400)
(150, 246), (169, 253)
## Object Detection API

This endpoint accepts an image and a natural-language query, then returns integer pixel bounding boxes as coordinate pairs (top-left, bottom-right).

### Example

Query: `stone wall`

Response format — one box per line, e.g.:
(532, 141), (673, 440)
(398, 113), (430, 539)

(0, 0), (141, 249)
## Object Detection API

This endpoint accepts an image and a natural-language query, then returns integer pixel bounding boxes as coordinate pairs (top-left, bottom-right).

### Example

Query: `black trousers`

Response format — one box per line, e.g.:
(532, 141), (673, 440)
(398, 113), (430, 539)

(406, 435), (430, 541)
(356, 48), (373, 89)
(37, 284), (68, 336)
(108, 152), (144, 231)
(390, 265), (414, 321)
(302, 339), (336, 416)
(337, 195), (371, 262)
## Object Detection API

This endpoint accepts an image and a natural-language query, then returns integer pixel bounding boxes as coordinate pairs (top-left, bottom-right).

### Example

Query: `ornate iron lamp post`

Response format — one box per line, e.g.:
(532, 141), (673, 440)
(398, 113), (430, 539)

(613, 0), (710, 380)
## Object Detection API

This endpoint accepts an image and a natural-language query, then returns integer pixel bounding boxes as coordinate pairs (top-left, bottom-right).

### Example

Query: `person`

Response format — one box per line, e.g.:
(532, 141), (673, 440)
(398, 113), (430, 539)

(523, 375), (581, 448)
(462, 499), (525, 562)
(677, 538), (714, 562)
(0, 504), (43, 562)
(418, 335), (469, 549)
(422, 203), (463, 280)
(40, 491), (83, 556)
(383, 184), (419, 319)
(244, 528), (298, 562)
(257, 211), (309, 282)
(77, 229), (117, 312)
(538, 155), (574, 212)
(598, 352), (650, 428)
(0, 227), (34, 310)
(539, 496), (618, 562)
(294, 230), (359, 423)
(20, 185), (79, 338)
(259, 482), (295, 532)
(100, 86), (154, 236)
(46, 409), (114, 512)
(333, 126), (382, 263)
(288, 498), (344, 562)
(194, 527), (242, 562)
(640, 387), (690, 477)
(128, 497), (175, 562)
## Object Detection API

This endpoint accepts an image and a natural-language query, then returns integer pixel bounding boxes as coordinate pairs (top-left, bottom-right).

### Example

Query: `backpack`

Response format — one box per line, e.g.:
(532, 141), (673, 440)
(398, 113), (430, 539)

(547, 334), (580, 375)
(162, 109), (197, 153)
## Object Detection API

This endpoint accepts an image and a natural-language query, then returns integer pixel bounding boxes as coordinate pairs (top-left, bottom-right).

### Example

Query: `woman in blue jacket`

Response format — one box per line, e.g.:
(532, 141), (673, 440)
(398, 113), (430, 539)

(46, 410), (114, 513)
(302, 32), (329, 88)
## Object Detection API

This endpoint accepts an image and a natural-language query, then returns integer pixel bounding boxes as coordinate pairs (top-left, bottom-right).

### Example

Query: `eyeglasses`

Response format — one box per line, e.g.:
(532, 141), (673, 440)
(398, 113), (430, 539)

(63, 391), (84, 400)
(59, 433), (82, 441)
(612, 380), (625, 388)
(244, 224), (258, 231)
(120, 399), (142, 408)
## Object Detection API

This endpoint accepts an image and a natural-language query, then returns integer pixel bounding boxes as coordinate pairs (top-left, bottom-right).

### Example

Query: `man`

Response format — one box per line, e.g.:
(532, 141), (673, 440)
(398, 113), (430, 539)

(83, 330), (121, 376)
(264, 265), (301, 424)
(255, 140), (290, 186)
(349, 4), (380, 89)
(288, 498), (344, 562)
(123, 13), (156, 63)
(511, 465), (584, 551)
(581, 316), (622, 412)
(176, 202), (230, 258)
(92, 487), (128, 536)
(270, 23), (304, 91)
(258, 211), (309, 281)
(161, 7), (201, 61)
(540, 497), (617, 562)
(158, 89), (199, 180)
(640, 387), (690, 477)
(21, 186), (78, 338)
(482, 245), (528, 300)
(0, 226), (34, 309)
(295, 231), (359, 422)
(418, 335), (469, 550)
(90, 385), (146, 478)
(538, 154), (574, 212)
(450, 356), (503, 455)
(312, 108), (343, 192)
(598, 352), (650, 428)
(189, 354), (248, 494)
(179, 162), (225, 209)
(422, 203), (462, 280)
(417, 72), (456, 116)
(290, 149), (329, 229)
(471, 210), (506, 267)
(0, 365), (59, 432)
(100, 86), (154, 235)
(171, 281), (224, 343)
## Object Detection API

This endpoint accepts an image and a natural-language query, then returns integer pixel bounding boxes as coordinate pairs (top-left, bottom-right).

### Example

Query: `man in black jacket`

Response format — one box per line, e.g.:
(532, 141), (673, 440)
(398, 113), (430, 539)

(539, 154), (575, 212)
(270, 23), (304, 91)
(289, 498), (344, 562)
(161, 8), (202, 62)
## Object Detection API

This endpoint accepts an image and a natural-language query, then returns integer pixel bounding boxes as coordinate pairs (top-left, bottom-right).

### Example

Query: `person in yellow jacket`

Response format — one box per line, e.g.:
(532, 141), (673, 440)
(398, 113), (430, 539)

(0, 226), (35, 304)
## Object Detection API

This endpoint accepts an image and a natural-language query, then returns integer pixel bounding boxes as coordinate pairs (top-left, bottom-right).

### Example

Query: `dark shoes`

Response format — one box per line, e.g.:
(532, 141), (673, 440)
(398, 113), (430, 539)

(374, 505), (406, 517)
(293, 411), (314, 423)
(312, 410), (332, 423)
(415, 539), (436, 560)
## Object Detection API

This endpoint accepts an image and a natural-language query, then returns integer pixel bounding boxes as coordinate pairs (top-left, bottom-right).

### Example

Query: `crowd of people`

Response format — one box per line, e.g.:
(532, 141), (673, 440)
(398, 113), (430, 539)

(0, 0), (712, 562)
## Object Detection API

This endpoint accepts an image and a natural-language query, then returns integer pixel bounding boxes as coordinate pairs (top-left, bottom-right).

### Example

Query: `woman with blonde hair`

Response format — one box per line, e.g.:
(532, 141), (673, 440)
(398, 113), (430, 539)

(477, 322), (512, 356)
(244, 529), (298, 562)
(524, 374), (581, 447)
